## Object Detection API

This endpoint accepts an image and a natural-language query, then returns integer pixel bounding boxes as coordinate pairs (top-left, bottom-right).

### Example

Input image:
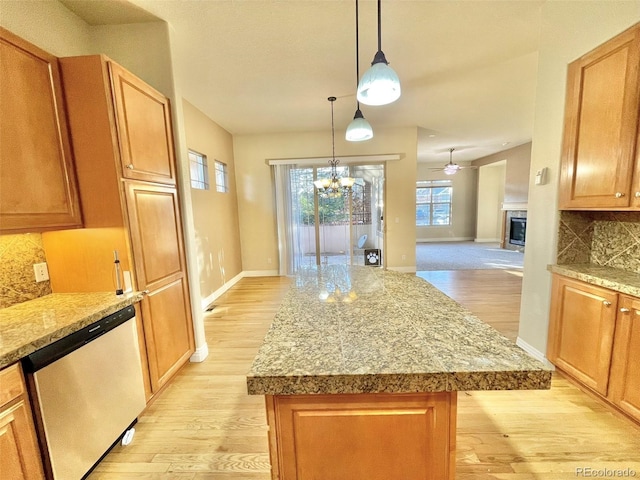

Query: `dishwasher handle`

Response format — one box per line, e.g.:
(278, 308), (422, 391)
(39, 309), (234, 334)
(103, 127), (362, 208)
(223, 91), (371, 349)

(23, 305), (136, 373)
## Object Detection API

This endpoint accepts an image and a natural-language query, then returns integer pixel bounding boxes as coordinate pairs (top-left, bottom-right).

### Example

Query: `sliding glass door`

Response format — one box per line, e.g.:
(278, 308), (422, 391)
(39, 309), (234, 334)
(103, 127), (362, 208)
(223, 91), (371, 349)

(276, 163), (384, 274)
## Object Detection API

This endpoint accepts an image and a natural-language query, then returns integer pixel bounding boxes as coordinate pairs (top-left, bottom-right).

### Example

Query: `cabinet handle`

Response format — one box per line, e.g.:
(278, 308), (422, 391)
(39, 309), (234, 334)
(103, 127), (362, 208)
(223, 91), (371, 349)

(142, 289), (150, 295)
(126, 164), (134, 169)
(620, 308), (630, 313)
(614, 192), (625, 198)
(603, 301), (612, 307)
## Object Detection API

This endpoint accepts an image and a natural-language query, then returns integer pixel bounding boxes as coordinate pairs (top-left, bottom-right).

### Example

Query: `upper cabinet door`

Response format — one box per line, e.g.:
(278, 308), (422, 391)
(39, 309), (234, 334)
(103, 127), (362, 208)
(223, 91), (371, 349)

(109, 62), (177, 185)
(0, 27), (82, 232)
(559, 23), (640, 209)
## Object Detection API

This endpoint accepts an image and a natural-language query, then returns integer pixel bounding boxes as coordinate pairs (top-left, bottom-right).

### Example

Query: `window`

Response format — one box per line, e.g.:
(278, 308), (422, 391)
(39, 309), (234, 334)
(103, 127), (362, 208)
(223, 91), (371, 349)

(416, 180), (452, 226)
(189, 150), (209, 190)
(215, 160), (229, 193)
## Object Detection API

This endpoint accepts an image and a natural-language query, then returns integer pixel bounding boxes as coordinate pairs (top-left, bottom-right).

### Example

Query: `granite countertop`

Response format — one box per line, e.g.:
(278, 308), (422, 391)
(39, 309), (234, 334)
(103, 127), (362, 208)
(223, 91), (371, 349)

(548, 264), (640, 297)
(247, 265), (552, 396)
(0, 291), (143, 369)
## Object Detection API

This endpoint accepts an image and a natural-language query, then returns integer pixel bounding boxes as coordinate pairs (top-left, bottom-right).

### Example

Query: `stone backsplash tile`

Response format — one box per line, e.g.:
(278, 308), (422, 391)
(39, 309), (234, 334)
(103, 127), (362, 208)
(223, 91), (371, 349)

(0, 234), (51, 309)
(558, 211), (640, 274)
(557, 211), (593, 265)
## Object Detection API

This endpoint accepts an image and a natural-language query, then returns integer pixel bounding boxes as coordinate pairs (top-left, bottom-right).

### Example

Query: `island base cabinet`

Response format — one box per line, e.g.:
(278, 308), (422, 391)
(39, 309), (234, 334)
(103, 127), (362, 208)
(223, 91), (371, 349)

(265, 392), (457, 480)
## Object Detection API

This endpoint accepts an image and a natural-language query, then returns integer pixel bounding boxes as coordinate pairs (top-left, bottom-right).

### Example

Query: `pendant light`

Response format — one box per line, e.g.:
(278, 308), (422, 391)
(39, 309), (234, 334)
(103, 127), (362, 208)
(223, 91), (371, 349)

(346, 0), (373, 142)
(314, 97), (356, 197)
(357, 0), (401, 106)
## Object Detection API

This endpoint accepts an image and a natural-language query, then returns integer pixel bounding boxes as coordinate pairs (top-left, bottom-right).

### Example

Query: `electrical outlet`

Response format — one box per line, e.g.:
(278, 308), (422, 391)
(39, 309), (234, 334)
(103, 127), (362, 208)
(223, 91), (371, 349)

(33, 262), (49, 282)
(267, 257), (272, 264)
(402, 254), (407, 261)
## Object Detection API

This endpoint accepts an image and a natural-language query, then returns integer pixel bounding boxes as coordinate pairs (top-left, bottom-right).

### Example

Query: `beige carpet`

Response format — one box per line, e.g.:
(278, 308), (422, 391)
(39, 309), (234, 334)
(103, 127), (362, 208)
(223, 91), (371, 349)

(416, 241), (524, 271)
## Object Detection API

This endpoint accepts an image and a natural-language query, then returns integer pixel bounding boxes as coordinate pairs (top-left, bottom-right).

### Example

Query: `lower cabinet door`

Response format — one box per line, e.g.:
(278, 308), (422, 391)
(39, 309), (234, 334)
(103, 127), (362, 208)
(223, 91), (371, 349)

(0, 364), (45, 480)
(140, 277), (194, 392)
(609, 295), (640, 422)
(547, 275), (618, 396)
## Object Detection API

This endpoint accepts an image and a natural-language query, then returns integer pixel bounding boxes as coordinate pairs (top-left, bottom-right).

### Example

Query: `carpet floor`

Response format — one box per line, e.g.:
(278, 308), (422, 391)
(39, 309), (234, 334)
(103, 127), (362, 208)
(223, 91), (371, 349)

(416, 241), (524, 271)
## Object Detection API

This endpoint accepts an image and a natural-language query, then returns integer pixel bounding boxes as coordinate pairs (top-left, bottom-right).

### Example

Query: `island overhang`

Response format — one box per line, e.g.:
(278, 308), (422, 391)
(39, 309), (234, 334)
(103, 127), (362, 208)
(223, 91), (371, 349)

(247, 265), (552, 396)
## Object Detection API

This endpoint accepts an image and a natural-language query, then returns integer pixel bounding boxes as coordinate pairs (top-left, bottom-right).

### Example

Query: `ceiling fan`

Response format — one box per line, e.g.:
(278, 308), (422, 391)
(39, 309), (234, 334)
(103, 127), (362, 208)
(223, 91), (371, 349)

(429, 148), (477, 175)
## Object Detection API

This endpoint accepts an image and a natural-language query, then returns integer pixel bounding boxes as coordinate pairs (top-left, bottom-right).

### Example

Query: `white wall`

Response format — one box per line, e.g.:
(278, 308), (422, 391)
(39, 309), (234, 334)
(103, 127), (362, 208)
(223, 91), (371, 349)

(416, 165), (477, 242)
(518, 3), (640, 359)
(233, 127), (418, 273)
(476, 162), (506, 242)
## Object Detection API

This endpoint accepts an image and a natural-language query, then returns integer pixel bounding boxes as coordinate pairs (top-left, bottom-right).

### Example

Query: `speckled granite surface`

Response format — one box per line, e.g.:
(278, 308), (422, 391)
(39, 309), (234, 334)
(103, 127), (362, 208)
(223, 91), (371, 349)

(0, 291), (143, 368)
(247, 266), (552, 395)
(548, 263), (640, 297)
(0, 234), (52, 309)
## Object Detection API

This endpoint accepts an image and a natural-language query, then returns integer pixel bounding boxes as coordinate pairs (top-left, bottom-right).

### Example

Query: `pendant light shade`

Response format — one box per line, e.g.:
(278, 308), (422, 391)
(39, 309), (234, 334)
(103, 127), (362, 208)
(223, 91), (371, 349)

(347, 0), (373, 142)
(345, 108), (373, 141)
(357, 0), (401, 106)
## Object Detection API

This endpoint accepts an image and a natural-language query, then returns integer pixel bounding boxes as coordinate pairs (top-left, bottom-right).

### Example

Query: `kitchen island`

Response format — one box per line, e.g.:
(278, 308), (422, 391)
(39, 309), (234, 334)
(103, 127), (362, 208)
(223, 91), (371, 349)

(247, 265), (552, 480)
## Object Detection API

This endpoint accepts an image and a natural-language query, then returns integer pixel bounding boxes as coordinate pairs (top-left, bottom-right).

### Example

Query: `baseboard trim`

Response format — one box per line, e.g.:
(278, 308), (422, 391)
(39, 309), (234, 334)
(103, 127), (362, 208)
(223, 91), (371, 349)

(417, 237), (474, 243)
(201, 272), (244, 311)
(189, 343), (209, 363)
(474, 238), (501, 243)
(516, 337), (555, 369)
(243, 269), (280, 277)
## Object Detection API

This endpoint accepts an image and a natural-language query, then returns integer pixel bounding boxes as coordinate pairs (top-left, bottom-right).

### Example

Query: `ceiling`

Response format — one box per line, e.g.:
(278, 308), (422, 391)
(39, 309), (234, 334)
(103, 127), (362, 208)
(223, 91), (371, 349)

(60, 0), (544, 163)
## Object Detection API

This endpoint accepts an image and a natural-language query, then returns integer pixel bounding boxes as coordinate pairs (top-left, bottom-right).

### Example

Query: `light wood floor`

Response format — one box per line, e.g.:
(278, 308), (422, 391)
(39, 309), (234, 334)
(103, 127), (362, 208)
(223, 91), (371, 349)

(90, 270), (640, 479)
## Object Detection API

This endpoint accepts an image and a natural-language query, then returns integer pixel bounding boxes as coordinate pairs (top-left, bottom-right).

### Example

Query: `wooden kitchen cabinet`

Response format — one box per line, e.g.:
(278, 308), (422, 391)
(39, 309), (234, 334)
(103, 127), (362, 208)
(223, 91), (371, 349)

(547, 275), (618, 395)
(124, 182), (194, 391)
(46, 55), (194, 400)
(0, 27), (82, 232)
(0, 363), (45, 479)
(609, 295), (640, 422)
(266, 392), (456, 480)
(110, 62), (177, 185)
(559, 22), (640, 210)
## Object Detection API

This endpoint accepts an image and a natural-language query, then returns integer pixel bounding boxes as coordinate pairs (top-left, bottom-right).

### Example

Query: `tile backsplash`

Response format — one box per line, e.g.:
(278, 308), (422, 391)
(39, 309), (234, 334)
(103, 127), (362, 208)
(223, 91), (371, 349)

(0, 233), (52, 308)
(557, 211), (640, 273)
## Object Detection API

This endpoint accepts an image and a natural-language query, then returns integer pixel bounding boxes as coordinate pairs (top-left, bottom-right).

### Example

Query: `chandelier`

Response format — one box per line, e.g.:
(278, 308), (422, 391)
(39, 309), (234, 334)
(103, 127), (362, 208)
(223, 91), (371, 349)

(314, 97), (355, 197)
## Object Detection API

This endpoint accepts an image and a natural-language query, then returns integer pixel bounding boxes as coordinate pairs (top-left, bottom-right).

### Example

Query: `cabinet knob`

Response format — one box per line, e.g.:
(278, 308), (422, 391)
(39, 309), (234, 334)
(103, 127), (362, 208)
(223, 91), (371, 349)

(603, 301), (612, 307)
(142, 289), (150, 295)
(614, 192), (625, 198)
(620, 307), (631, 313)
(636, 192), (640, 198)
(126, 164), (134, 169)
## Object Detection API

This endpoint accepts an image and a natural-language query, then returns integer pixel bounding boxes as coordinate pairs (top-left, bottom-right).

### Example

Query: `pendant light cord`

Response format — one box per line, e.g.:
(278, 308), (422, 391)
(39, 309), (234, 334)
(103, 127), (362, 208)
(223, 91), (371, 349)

(329, 97), (337, 168)
(355, 0), (361, 109)
(377, 0), (382, 52)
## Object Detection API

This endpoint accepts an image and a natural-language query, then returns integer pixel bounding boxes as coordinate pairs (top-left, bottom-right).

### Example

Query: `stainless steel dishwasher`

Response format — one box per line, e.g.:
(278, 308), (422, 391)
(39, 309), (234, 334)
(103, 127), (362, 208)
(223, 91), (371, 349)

(23, 305), (146, 480)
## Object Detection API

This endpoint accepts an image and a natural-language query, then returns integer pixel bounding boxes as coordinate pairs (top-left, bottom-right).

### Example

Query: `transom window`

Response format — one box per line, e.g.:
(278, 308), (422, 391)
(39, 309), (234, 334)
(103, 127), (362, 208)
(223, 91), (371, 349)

(215, 160), (229, 193)
(416, 180), (452, 226)
(188, 150), (209, 190)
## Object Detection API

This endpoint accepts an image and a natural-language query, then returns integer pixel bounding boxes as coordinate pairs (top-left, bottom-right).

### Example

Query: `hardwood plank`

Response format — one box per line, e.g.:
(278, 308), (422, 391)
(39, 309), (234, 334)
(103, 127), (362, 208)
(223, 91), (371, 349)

(88, 272), (640, 479)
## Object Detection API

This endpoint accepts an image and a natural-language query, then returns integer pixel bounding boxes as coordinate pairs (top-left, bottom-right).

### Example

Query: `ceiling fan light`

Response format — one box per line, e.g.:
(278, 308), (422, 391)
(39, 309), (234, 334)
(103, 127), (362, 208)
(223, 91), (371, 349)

(357, 51), (401, 106)
(444, 164), (459, 175)
(345, 109), (373, 141)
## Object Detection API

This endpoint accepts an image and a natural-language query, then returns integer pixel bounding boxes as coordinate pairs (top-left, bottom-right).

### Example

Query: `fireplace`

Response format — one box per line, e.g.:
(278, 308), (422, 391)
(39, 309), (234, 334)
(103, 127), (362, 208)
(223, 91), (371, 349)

(509, 217), (527, 246)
